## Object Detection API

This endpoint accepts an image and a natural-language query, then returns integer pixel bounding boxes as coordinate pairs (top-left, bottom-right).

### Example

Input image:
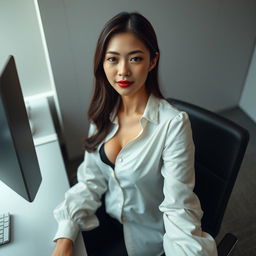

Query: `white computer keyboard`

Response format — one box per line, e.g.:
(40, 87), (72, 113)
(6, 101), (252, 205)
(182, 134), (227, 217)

(0, 213), (10, 245)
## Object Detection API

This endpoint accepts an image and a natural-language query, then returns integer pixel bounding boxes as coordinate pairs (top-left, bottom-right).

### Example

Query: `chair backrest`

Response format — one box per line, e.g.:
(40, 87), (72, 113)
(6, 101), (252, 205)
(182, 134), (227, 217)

(167, 98), (249, 238)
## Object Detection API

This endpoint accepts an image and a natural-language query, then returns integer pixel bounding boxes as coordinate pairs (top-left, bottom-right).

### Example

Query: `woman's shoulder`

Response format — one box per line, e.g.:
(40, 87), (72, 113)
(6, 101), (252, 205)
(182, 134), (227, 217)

(158, 98), (188, 123)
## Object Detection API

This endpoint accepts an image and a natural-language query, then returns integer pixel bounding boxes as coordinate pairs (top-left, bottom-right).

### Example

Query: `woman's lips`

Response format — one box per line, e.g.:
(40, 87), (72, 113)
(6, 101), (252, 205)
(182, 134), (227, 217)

(116, 80), (134, 88)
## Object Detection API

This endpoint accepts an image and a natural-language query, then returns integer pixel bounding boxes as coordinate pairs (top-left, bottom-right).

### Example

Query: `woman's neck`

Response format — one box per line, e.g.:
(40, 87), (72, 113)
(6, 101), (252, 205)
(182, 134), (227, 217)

(119, 89), (149, 116)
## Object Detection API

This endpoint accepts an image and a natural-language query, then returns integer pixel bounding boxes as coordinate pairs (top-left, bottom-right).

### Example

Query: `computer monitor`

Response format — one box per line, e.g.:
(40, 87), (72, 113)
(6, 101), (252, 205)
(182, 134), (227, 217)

(0, 56), (42, 202)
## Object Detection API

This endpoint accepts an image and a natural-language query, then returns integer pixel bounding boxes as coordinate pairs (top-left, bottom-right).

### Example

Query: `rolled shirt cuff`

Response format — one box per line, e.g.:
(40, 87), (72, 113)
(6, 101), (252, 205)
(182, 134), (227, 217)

(53, 219), (80, 243)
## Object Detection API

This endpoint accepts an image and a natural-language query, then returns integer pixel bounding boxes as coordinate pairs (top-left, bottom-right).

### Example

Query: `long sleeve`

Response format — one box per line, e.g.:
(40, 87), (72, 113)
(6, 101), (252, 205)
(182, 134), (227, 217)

(159, 112), (218, 256)
(53, 123), (107, 242)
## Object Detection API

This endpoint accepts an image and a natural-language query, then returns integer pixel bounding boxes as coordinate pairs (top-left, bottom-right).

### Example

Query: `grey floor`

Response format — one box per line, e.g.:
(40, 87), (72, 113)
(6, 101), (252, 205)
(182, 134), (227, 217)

(215, 107), (256, 256)
(66, 107), (256, 256)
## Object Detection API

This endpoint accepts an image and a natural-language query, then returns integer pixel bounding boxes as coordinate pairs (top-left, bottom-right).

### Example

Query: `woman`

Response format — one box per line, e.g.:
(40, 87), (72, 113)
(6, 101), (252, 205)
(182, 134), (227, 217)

(52, 12), (217, 256)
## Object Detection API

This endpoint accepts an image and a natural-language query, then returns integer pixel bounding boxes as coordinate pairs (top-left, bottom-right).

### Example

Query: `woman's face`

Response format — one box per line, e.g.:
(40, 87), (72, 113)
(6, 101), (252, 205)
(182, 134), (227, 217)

(103, 32), (158, 98)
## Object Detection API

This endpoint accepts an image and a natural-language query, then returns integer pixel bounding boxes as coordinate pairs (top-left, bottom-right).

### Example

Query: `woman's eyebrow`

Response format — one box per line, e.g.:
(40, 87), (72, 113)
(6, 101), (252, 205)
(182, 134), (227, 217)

(106, 50), (144, 55)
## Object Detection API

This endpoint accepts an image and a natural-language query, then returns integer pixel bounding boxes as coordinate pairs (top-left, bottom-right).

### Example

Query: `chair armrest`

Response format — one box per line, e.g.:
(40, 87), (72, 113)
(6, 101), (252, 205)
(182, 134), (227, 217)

(217, 233), (238, 256)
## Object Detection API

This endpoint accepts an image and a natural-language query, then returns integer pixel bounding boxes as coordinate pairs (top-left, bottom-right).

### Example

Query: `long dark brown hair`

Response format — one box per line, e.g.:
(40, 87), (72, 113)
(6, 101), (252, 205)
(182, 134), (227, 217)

(84, 12), (164, 152)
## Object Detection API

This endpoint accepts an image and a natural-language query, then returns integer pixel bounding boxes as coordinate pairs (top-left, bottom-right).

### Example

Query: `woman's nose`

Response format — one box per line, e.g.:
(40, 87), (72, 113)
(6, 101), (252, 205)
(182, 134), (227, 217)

(118, 61), (130, 77)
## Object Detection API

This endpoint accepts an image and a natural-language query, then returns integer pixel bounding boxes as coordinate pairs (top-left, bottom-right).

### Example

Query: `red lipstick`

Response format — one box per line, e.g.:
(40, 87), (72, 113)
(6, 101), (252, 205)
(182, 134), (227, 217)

(117, 80), (133, 88)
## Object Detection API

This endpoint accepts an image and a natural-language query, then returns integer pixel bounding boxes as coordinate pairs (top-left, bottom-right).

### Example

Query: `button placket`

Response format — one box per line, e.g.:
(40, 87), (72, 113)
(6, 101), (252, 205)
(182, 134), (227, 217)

(115, 180), (125, 219)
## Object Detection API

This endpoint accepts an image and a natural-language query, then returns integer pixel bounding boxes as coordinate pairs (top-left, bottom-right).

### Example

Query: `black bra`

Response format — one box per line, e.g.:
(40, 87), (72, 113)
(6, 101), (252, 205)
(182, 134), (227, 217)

(99, 143), (115, 169)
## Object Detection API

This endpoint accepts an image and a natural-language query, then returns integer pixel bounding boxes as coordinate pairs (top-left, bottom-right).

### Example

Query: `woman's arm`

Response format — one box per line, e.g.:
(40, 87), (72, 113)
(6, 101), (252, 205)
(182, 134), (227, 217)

(159, 112), (218, 256)
(53, 123), (107, 243)
(51, 238), (73, 256)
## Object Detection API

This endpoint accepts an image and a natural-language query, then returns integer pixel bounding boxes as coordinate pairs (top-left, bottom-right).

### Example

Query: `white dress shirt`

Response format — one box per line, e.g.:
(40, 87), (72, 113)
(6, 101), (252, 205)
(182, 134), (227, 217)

(53, 94), (218, 256)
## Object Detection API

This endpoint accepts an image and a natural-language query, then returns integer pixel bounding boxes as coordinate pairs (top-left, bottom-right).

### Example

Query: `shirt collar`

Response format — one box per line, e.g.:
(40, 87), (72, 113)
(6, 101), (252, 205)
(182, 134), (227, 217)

(110, 94), (160, 125)
(110, 94), (160, 124)
(141, 94), (159, 124)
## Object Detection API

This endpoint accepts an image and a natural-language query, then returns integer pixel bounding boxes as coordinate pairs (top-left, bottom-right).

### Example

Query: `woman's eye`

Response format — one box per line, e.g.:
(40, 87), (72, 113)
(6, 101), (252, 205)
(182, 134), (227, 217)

(130, 57), (143, 62)
(107, 57), (117, 62)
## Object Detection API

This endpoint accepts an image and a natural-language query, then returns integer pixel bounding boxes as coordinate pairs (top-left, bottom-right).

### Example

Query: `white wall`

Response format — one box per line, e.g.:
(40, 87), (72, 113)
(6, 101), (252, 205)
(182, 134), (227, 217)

(37, 0), (256, 160)
(0, 0), (54, 97)
(239, 42), (256, 122)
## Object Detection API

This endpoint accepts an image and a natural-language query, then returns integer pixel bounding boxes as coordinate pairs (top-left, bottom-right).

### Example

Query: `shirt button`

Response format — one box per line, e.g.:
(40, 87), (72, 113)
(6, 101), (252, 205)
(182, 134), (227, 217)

(119, 157), (123, 163)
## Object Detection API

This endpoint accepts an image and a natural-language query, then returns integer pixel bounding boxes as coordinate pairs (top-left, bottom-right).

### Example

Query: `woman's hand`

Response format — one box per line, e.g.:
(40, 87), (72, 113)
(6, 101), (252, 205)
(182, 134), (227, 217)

(51, 238), (74, 256)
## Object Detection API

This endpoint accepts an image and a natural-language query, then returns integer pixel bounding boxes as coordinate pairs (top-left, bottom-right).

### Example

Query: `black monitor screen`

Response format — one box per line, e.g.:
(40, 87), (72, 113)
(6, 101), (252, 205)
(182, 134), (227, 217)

(0, 56), (42, 202)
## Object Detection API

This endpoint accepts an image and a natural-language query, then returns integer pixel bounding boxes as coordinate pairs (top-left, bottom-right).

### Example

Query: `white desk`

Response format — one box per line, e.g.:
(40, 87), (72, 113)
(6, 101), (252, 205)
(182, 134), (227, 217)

(0, 98), (87, 256)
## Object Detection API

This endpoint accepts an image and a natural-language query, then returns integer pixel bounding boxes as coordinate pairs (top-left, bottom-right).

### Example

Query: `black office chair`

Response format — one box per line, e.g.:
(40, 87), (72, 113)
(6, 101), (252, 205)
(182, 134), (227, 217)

(167, 98), (249, 256)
